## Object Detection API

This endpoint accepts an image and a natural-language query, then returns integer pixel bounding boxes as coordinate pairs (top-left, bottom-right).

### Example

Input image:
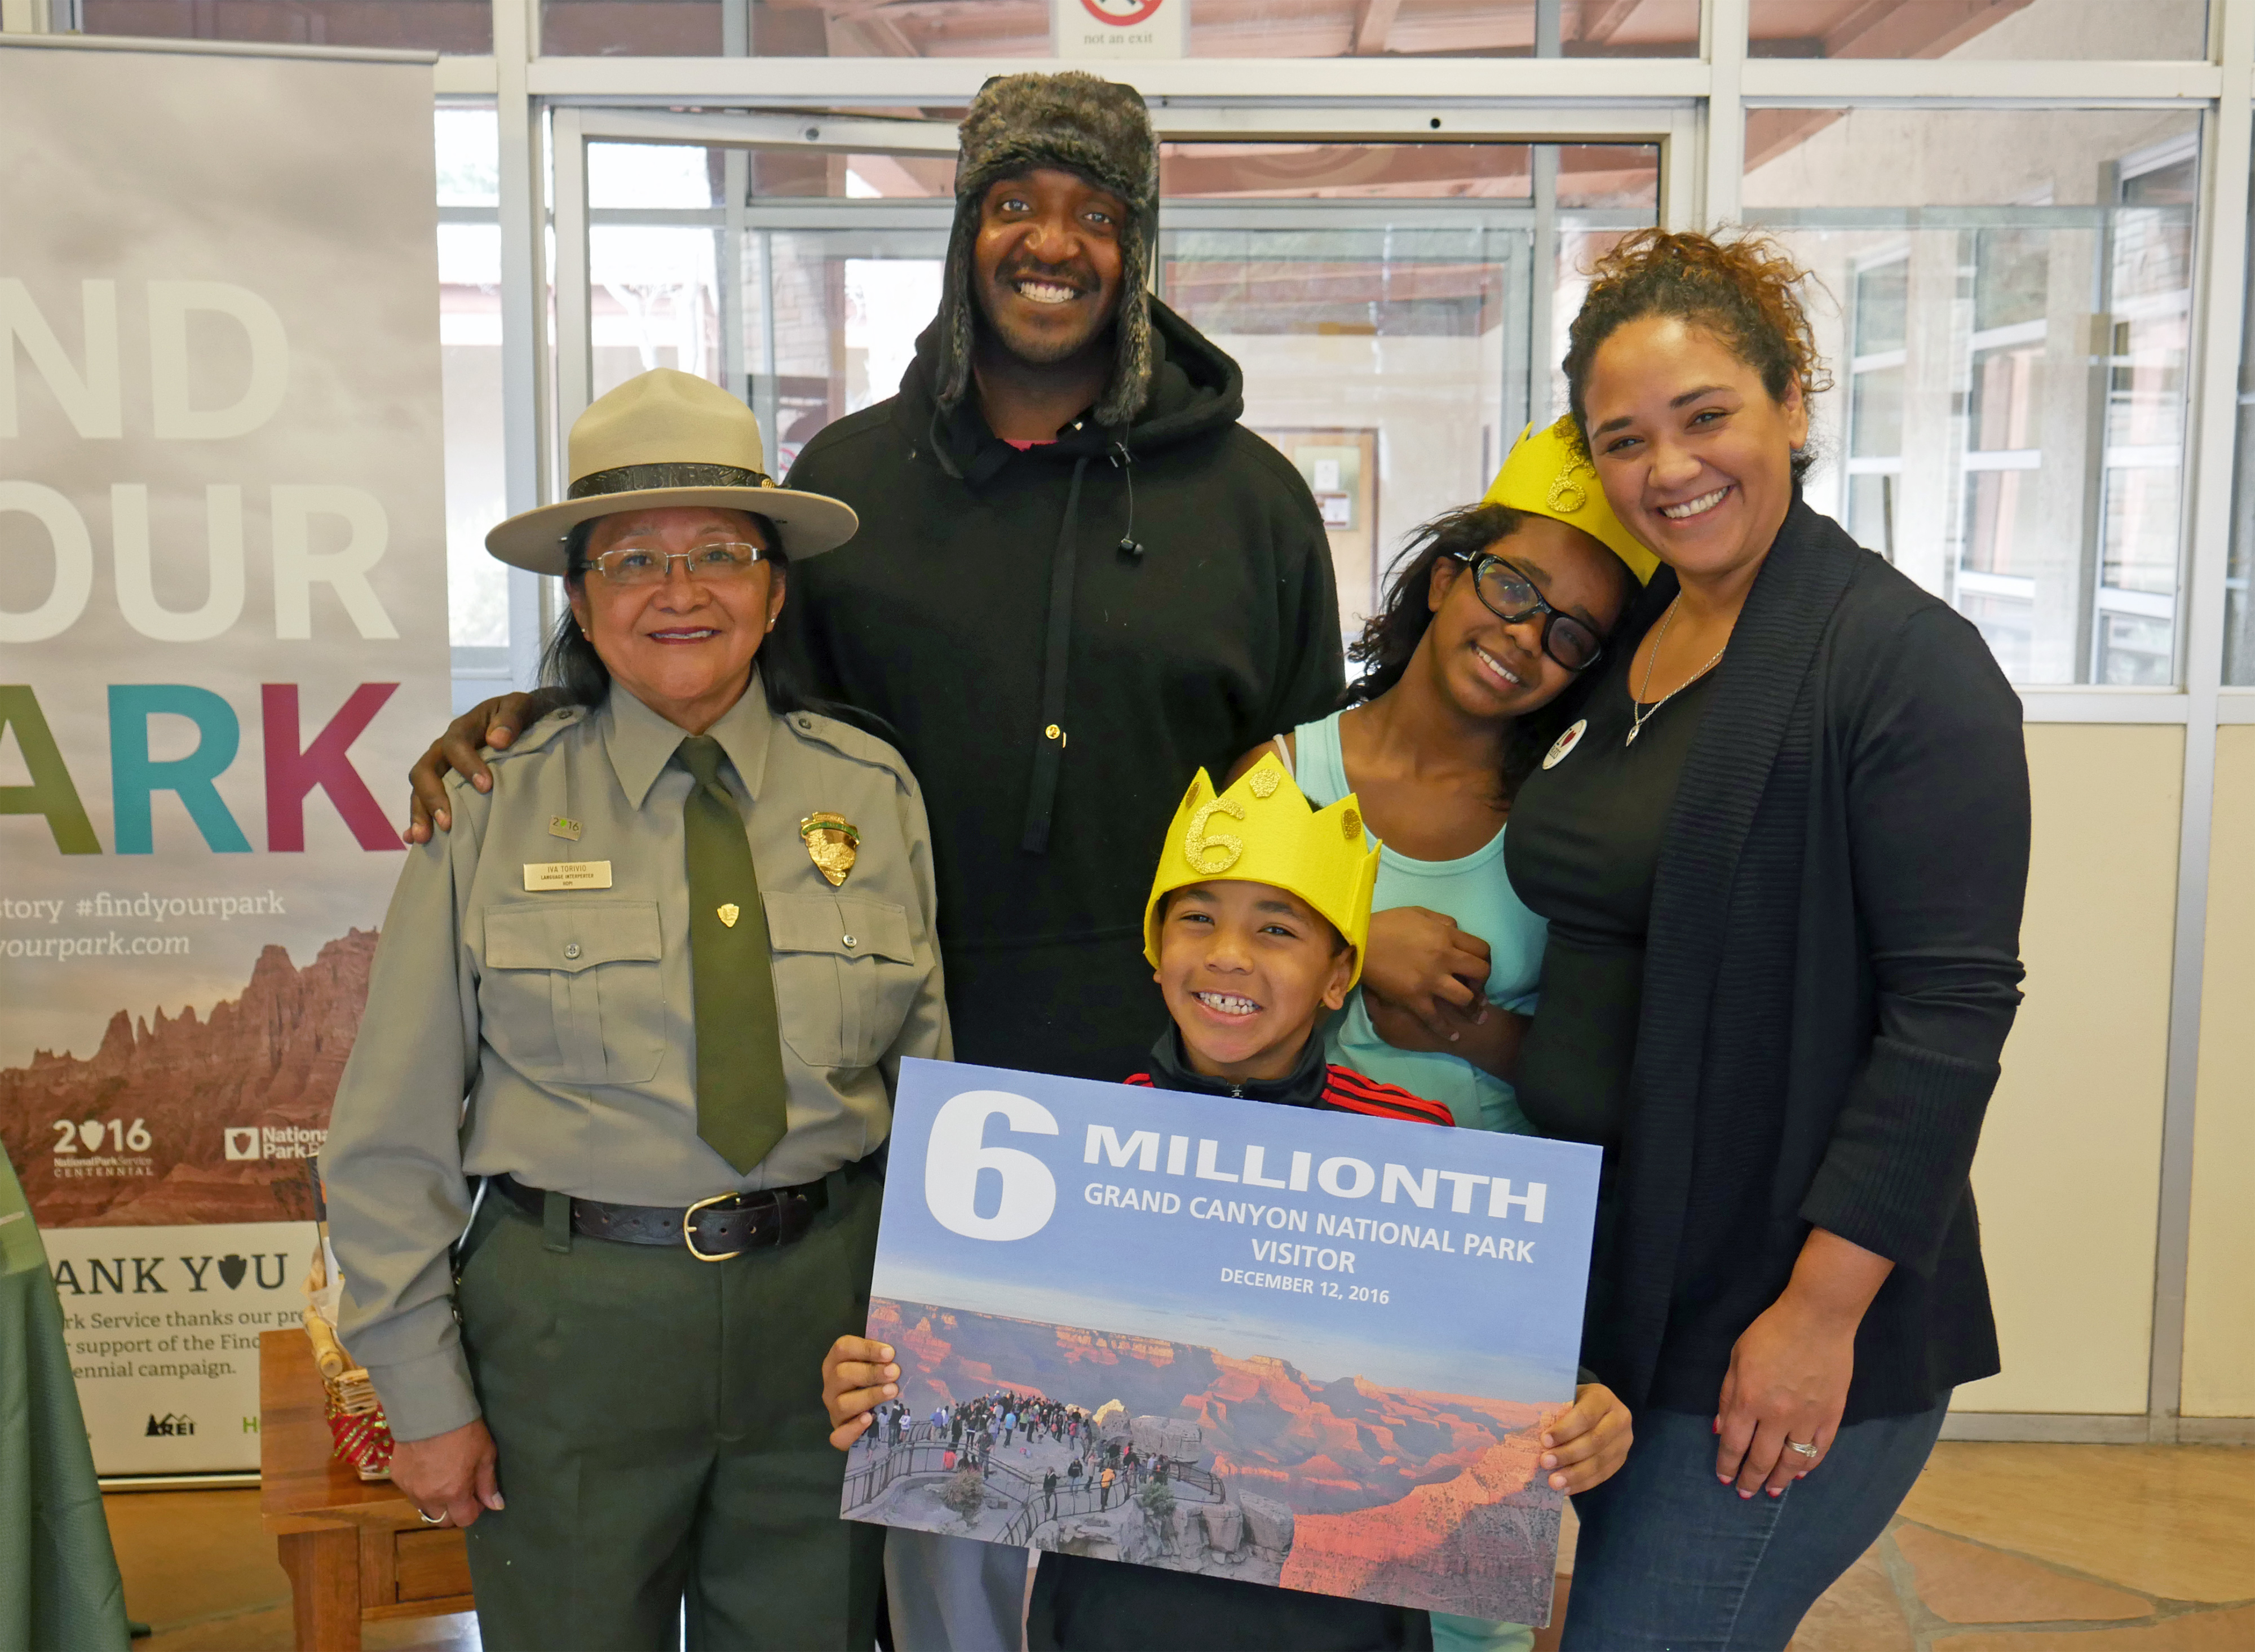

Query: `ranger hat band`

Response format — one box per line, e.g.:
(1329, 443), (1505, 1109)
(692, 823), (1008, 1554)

(567, 461), (772, 499)
(485, 368), (859, 575)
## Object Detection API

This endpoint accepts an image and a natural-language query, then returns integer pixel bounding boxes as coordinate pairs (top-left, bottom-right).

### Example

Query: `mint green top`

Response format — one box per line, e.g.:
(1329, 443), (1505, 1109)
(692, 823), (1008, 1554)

(1290, 712), (1543, 1136)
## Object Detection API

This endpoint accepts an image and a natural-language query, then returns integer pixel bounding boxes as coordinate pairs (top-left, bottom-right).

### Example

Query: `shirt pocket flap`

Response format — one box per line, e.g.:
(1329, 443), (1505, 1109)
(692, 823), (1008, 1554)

(764, 891), (916, 964)
(483, 901), (663, 973)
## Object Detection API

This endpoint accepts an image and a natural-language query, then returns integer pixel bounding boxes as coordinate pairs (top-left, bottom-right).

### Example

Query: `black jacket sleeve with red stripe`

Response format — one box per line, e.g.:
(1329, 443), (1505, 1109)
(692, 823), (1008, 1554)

(1119, 1062), (1453, 1127)
(1319, 1065), (1454, 1126)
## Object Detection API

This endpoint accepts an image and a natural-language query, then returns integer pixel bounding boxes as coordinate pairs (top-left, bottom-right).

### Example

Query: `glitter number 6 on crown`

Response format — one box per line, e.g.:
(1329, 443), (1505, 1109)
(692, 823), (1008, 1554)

(1183, 798), (1246, 873)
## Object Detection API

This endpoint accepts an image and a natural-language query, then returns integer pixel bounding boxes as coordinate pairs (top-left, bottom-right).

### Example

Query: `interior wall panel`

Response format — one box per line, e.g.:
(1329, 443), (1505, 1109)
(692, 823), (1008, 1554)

(1953, 724), (2182, 1415)
(2182, 725), (2255, 1418)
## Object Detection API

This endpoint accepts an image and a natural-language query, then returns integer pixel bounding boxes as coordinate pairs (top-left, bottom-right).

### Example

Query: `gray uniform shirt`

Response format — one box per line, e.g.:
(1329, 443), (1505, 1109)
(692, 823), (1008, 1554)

(324, 679), (949, 1440)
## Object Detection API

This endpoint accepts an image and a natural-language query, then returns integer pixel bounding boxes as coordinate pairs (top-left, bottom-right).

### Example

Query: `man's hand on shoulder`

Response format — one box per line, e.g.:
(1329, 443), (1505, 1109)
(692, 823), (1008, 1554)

(403, 690), (560, 844)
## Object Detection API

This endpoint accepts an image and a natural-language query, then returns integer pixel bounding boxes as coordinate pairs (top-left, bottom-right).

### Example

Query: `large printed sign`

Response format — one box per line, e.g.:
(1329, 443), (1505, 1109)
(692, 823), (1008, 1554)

(847, 1060), (1602, 1626)
(0, 40), (449, 1473)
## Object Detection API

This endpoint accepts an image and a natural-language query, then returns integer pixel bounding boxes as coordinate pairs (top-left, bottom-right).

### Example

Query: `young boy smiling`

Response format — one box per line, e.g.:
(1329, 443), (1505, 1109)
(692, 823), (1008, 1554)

(1126, 756), (1455, 1129)
(825, 755), (1631, 1650)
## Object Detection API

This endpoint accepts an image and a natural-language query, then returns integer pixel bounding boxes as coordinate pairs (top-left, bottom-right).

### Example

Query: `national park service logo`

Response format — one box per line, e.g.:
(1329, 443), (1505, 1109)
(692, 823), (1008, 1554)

(799, 812), (860, 887)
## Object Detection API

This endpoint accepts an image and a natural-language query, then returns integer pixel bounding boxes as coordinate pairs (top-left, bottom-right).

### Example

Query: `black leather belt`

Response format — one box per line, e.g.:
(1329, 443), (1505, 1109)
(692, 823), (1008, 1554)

(490, 1171), (827, 1261)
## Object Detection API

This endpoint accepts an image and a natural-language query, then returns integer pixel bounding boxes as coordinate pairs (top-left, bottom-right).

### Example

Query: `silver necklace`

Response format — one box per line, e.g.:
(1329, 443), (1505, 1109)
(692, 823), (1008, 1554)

(1627, 597), (1727, 747)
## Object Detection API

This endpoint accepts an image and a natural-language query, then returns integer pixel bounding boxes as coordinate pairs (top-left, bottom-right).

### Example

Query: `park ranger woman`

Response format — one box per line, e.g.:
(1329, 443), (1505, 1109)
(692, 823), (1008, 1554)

(322, 368), (948, 1651)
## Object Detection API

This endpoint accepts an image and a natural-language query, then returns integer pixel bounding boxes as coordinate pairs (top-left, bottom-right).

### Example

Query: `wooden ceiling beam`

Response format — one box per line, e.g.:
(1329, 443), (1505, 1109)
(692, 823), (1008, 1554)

(1352, 0), (1403, 56)
(1578, 0), (1646, 46)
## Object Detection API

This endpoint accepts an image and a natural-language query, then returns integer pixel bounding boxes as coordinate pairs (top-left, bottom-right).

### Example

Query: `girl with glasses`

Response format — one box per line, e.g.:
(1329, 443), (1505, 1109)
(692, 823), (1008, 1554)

(1222, 417), (1654, 1652)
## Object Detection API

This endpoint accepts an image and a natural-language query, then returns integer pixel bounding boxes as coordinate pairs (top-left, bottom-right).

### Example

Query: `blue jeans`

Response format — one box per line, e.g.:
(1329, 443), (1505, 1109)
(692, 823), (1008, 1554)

(1560, 1401), (1948, 1651)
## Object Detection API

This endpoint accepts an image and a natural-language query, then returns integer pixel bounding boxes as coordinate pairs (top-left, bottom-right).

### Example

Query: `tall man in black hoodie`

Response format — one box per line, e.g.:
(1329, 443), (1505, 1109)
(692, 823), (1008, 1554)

(406, 72), (1342, 1650)
(781, 73), (1342, 1083)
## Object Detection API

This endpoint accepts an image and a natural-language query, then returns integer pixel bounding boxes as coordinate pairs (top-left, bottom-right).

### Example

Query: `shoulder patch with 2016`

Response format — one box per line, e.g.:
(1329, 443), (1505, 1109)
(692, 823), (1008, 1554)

(524, 861), (613, 892)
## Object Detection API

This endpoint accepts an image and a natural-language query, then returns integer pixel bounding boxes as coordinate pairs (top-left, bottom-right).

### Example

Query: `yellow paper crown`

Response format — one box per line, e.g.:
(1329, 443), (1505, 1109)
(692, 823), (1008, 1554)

(1142, 754), (1383, 988)
(1483, 415), (1659, 585)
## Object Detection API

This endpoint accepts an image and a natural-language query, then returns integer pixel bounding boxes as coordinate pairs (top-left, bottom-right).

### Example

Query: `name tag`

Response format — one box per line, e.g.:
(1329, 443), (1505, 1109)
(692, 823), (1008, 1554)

(524, 860), (612, 891)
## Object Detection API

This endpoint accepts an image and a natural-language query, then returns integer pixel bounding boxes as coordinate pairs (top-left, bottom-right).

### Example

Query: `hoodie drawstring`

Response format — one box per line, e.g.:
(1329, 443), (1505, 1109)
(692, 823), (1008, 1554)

(1021, 451), (1091, 854)
(1113, 441), (1143, 560)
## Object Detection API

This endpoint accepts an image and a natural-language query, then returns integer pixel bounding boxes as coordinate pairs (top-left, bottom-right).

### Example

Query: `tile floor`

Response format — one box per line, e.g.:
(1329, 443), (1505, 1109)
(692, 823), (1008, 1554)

(105, 1443), (2253, 1650)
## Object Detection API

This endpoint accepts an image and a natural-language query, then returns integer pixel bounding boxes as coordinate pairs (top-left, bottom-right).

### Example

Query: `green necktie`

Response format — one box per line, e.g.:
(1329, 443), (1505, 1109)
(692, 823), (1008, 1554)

(677, 735), (790, 1173)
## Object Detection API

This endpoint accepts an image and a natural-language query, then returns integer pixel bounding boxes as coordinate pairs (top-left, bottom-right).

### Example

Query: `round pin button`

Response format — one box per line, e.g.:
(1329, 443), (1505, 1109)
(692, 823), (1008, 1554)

(563, 942), (581, 960)
(842, 934), (857, 948)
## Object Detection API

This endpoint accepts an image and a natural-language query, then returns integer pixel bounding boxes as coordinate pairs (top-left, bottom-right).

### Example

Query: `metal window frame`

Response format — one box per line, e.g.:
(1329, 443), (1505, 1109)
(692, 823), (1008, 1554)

(463, 0), (2254, 1437)
(556, 102), (1679, 475)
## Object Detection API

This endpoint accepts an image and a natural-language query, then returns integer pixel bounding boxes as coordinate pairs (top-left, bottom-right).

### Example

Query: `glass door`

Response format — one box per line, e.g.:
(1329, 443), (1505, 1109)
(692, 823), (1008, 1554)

(558, 118), (1660, 645)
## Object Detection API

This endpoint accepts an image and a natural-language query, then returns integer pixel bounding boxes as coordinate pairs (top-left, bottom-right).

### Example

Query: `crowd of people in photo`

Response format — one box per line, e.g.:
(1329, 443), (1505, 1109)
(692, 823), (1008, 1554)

(850, 1381), (1205, 1558)
(858, 1390), (1104, 1474)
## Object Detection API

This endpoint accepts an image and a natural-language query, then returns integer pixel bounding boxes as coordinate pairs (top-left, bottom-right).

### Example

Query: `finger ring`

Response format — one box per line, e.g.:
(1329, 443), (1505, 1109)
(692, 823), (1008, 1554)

(1787, 1440), (1819, 1458)
(417, 1508), (448, 1525)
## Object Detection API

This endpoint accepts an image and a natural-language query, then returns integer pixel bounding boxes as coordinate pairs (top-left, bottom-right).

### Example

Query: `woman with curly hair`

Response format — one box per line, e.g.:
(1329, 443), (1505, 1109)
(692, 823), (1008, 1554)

(1502, 230), (2032, 1648)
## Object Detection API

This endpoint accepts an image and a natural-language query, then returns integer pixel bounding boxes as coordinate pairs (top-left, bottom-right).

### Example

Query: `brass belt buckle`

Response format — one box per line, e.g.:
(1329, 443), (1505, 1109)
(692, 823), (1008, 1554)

(683, 1192), (748, 1263)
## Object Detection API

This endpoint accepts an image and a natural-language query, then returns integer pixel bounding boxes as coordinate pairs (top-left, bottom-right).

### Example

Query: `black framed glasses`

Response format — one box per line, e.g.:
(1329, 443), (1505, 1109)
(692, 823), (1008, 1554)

(1457, 553), (1607, 673)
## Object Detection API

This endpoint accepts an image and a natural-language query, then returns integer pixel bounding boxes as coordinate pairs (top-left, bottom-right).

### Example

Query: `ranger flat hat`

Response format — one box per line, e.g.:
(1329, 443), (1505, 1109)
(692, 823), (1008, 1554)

(486, 368), (859, 574)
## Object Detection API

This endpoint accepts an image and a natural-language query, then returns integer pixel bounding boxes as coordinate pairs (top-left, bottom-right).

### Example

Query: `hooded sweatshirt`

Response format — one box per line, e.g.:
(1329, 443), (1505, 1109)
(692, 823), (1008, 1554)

(785, 300), (1344, 1082)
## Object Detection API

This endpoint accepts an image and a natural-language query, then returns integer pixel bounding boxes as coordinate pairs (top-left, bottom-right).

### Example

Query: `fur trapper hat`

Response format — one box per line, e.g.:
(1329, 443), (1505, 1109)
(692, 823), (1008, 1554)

(936, 72), (1160, 429)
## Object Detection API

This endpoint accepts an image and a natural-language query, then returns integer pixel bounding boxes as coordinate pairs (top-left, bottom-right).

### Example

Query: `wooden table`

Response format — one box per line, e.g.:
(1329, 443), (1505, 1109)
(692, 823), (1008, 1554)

(259, 1329), (475, 1650)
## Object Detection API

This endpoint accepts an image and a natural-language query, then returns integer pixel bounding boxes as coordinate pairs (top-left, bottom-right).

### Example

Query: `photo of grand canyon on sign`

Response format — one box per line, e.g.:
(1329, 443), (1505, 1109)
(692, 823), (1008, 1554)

(846, 1061), (1603, 1625)
(844, 1299), (1568, 1624)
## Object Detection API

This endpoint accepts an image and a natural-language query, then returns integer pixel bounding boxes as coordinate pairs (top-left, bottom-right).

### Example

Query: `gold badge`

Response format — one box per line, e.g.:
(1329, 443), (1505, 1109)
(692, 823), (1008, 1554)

(718, 903), (740, 928)
(549, 815), (582, 841)
(799, 812), (860, 887)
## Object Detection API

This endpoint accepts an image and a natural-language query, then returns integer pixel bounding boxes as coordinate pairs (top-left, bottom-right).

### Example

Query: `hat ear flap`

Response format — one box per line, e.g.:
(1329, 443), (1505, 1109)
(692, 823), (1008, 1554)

(1097, 223), (1154, 429)
(935, 202), (980, 414)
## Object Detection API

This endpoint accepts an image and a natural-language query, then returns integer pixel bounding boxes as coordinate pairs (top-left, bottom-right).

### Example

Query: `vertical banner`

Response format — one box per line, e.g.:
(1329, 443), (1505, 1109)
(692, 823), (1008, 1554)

(0, 40), (448, 1474)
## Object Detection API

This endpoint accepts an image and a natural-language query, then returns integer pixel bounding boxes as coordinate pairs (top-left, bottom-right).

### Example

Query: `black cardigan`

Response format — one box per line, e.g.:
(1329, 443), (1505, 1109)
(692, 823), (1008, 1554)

(1553, 497), (2030, 1424)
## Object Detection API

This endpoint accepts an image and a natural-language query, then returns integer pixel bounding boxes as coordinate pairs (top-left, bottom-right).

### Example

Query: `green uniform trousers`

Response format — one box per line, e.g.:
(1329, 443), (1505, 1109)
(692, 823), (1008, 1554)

(0, 1149), (129, 1652)
(454, 1168), (885, 1651)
